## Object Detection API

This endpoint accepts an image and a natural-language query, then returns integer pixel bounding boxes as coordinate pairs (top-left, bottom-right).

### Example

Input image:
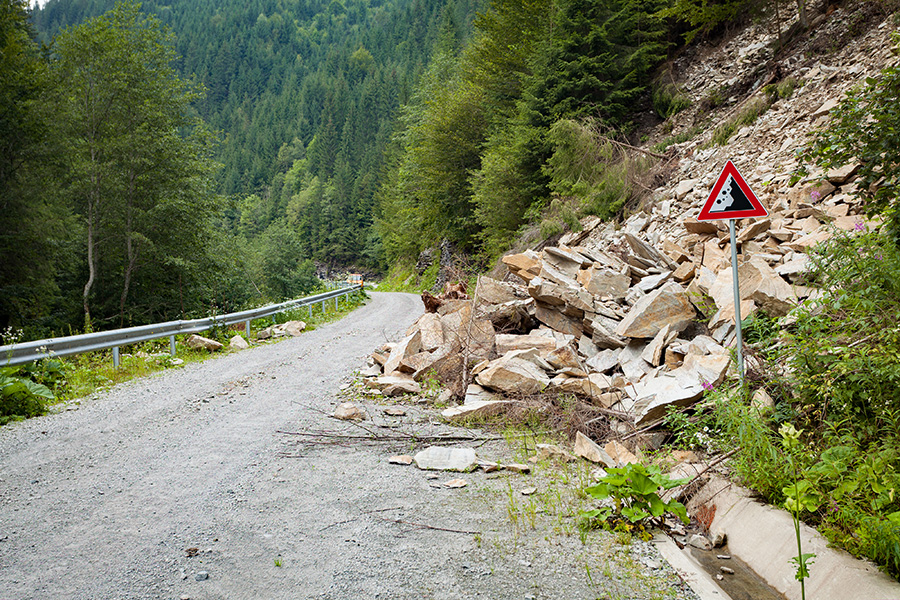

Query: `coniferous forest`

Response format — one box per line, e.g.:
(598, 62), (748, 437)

(4, 0), (714, 337)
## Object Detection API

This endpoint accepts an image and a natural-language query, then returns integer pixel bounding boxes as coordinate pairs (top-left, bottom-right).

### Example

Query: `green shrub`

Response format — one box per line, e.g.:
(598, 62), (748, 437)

(707, 96), (771, 147)
(703, 225), (900, 577)
(797, 35), (900, 230)
(652, 83), (691, 119)
(0, 360), (64, 424)
(581, 462), (689, 535)
(784, 227), (900, 426)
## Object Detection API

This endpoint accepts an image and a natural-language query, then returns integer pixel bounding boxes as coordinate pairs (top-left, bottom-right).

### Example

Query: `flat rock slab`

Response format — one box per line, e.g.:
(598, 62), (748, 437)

(413, 446), (478, 472)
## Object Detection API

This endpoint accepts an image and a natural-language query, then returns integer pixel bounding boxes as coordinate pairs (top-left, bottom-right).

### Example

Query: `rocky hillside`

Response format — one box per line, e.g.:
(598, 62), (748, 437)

(362, 8), (897, 437)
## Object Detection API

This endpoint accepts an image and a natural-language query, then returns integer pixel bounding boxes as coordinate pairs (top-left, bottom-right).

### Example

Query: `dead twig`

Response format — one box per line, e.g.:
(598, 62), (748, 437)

(376, 517), (479, 535)
(276, 430), (500, 443)
(319, 506), (406, 531)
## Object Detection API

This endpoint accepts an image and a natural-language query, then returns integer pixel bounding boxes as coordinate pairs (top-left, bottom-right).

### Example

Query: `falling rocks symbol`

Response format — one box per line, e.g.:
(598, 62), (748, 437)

(710, 176), (754, 212)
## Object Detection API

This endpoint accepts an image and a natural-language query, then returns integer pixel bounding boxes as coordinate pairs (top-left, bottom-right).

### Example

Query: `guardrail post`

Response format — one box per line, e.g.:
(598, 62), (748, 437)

(169, 335), (176, 356)
(244, 320), (251, 338)
(308, 304), (312, 319)
(335, 296), (338, 311)
(113, 346), (120, 368)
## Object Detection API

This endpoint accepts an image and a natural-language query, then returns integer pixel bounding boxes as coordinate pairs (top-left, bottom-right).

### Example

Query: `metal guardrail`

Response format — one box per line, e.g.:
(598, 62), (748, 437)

(0, 284), (364, 367)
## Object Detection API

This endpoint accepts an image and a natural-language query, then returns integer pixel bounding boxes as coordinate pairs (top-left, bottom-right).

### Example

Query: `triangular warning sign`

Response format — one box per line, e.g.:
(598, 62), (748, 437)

(697, 160), (768, 221)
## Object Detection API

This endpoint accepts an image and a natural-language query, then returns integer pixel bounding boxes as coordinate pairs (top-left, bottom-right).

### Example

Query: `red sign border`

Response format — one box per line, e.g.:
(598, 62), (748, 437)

(697, 160), (768, 221)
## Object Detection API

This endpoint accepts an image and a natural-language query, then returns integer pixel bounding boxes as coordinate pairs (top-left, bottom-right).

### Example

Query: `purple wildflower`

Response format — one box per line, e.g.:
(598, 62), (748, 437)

(701, 380), (715, 392)
(854, 220), (866, 232)
(810, 190), (822, 202)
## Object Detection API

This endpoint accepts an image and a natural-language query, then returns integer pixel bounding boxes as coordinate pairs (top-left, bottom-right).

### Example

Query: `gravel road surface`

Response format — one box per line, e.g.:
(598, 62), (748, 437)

(0, 292), (697, 600)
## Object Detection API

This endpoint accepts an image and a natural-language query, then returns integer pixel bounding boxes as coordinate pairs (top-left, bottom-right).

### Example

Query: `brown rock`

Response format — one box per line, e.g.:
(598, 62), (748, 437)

(546, 345), (585, 371)
(825, 163), (859, 185)
(475, 355), (551, 395)
(574, 432), (616, 467)
(186, 334), (223, 351)
(383, 330), (423, 375)
(334, 402), (368, 420)
(534, 304), (584, 339)
(673, 261), (696, 283)
(502, 251), (542, 282)
(495, 333), (556, 355)
(604, 440), (640, 467)
(684, 218), (719, 235)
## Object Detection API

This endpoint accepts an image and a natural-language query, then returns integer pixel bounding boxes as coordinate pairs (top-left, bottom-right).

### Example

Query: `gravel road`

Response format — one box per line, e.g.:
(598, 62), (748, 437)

(0, 292), (697, 600)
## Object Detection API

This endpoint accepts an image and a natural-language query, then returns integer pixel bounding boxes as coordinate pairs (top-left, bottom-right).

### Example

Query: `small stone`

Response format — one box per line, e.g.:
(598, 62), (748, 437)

(504, 463), (531, 474)
(717, 554), (732, 560)
(185, 335), (223, 351)
(185, 547), (199, 557)
(688, 534), (713, 550)
(720, 566), (735, 575)
(383, 407), (407, 416)
(520, 487), (537, 496)
(195, 571), (209, 581)
(333, 402), (367, 421)
(716, 574), (724, 581)
(388, 455), (414, 465)
(413, 446), (478, 472)
(229, 334), (249, 350)
(443, 478), (468, 488)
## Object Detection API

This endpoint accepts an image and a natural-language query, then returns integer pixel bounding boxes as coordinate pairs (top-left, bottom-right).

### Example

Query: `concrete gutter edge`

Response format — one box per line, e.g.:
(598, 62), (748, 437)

(653, 532), (734, 600)
(687, 475), (900, 600)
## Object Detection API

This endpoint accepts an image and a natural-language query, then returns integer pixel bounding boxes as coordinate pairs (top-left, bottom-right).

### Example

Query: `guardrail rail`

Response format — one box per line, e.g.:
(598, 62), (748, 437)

(0, 284), (364, 368)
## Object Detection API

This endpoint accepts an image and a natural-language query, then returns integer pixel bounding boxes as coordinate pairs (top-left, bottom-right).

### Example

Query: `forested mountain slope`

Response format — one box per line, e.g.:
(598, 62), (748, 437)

(33, 0), (479, 267)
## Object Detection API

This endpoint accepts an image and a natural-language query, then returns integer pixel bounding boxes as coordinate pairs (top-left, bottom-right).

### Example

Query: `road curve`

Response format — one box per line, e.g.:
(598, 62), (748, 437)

(0, 291), (696, 600)
(0, 292), (430, 599)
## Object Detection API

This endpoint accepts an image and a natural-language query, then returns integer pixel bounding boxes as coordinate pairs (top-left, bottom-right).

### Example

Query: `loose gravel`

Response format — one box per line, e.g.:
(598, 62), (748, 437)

(0, 292), (697, 600)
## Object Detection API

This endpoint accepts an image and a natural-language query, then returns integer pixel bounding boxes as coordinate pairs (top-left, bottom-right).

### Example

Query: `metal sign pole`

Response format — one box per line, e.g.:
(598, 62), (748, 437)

(729, 219), (745, 381)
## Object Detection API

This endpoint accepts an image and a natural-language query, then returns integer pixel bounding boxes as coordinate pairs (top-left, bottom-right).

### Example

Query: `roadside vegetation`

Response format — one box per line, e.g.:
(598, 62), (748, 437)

(1, 289), (368, 425)
(663, 47), (900, 578)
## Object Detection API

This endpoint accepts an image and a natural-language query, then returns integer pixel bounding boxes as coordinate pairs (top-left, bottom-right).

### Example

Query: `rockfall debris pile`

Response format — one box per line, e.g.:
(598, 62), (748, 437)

(360, 13), (894, 466)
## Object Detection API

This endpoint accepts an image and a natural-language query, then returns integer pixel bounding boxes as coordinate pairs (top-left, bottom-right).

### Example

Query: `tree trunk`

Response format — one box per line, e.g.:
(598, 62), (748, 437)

(83, 144), (99, 332)
(119, 168), (138, 327)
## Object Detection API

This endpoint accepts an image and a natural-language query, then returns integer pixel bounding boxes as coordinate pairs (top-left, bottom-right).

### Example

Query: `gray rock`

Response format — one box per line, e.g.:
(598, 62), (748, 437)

(229, 334), (249, 350)
(195, 571), (209, 581)
(413, 446), (477, 472)
(615, 283), (695, 339)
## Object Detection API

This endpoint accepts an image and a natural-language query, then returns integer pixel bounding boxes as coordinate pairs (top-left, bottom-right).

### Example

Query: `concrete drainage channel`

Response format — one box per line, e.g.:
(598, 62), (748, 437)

(660, 475), (900, 600)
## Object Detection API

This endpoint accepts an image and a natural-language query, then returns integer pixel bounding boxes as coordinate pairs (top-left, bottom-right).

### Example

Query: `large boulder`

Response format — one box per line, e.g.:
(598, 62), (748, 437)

(416, 312), (445, 352)
(615, 283), (696, 339)
(476, 355), (551, 395)
(577, 266), (631, 301)
(502, 251), (542, 282)
(475, 276), (521, 305)
(383, 330), (423, 375)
